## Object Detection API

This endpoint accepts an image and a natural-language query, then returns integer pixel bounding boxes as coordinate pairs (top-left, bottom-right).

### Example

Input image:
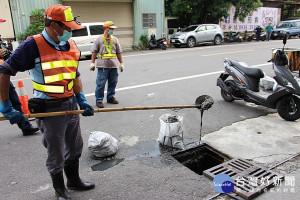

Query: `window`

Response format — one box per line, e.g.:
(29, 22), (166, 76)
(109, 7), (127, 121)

(295, 21), (300, 27)
(90, 25), (104, 35)
(277, 22), (289, 28)
(197, 26), (206, 31)
(183, 25), (198, 32)
(72, 26), (88, 37)
(206, 25), (216, 30)
(143, 13), (156, 28)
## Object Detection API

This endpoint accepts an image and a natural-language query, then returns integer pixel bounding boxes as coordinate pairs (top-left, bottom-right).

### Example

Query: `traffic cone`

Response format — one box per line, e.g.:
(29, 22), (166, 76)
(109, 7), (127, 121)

(17, 81), (30, 114)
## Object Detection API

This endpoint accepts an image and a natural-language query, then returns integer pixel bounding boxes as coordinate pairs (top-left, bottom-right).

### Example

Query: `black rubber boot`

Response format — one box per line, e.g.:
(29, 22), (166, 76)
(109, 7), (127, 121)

(50, 171), (72, 200)
(64, 159), (95, 190)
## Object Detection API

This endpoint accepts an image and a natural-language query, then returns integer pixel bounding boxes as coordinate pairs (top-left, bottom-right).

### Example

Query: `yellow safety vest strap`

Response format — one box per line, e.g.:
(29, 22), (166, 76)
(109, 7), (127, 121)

(44, 72), (77, 84)
(33, 80), (74, 94)
(67, 80), (74, 91)
(97, 53), (117, 59)
(41, 60), (78, 70)
(33, 82), (64, 94)
(99, 35), (116, 59)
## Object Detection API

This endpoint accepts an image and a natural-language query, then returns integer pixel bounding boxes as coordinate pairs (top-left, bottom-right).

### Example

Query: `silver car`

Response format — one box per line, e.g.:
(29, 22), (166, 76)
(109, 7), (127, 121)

(170, 24), (224, 48)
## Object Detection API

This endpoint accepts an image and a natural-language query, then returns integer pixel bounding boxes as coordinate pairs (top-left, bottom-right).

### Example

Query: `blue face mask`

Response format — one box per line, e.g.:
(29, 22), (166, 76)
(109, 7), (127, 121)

(57, 30), (72, 41)
(108, 30), (114, 35)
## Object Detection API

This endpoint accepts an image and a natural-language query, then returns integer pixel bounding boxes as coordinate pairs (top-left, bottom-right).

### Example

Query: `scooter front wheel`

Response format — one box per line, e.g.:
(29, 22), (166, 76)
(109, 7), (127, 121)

(220, 80), (235, 102)
(161, 44), (167, 50)
(276, 95), (300, 121)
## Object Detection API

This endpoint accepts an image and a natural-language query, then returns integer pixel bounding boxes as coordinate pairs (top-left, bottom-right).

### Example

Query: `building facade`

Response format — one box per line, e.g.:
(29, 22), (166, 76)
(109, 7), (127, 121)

(0, 0), (165, 49)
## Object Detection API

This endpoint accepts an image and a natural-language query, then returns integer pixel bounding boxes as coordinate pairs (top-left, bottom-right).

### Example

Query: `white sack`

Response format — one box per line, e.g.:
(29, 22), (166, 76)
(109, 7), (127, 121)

(88, 131), (118, 158)
(260, 75), (276, 90)
(157, 114), (184, 149)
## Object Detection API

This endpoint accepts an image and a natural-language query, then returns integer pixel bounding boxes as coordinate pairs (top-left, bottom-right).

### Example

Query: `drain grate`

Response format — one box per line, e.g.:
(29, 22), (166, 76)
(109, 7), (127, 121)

(203, 158), (284, 199)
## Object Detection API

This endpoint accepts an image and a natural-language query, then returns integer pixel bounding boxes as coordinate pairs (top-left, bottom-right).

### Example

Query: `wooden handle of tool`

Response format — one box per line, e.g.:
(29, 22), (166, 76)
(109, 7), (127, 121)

(0, 105), (199, 121)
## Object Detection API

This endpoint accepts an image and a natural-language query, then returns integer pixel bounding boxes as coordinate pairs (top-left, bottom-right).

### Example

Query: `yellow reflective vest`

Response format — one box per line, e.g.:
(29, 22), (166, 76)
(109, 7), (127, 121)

(97, 35), (117, 59)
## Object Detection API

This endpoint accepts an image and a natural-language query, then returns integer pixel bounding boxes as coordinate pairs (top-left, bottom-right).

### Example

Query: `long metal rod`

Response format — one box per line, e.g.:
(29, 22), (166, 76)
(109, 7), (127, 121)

(0, 105), (199, 121)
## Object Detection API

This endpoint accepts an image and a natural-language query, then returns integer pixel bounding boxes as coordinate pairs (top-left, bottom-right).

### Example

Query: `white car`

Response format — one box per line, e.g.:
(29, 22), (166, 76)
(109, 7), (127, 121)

(170, 24), (224, 48)
(71, 22), (104, 58)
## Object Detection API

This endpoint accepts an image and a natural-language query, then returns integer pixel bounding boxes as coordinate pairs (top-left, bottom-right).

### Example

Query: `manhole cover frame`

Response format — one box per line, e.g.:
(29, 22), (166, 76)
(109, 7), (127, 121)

(171, 143), (232, 175)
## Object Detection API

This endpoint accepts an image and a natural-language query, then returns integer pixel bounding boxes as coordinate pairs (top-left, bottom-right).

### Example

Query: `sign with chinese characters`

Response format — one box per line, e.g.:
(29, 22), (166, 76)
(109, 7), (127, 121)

(220, 6), (280, 32)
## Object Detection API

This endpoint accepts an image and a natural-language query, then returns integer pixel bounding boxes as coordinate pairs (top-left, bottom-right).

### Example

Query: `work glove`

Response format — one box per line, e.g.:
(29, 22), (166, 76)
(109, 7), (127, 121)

(119, 63), (124, 72)
(0, 99), (25, 124)
(90, 63), (95, 71)
(75, 91), (94, 116)
(0, 49), (6, 58)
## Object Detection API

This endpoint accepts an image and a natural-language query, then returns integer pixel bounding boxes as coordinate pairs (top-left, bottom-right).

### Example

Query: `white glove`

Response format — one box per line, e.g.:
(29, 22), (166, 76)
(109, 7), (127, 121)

(90, 63), (95, 71)
(119, 63), (124, 72)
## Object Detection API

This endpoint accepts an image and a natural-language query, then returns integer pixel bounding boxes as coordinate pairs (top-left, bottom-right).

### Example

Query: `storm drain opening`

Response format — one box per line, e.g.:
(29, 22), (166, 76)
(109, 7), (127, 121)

(171, 143), (231, 175)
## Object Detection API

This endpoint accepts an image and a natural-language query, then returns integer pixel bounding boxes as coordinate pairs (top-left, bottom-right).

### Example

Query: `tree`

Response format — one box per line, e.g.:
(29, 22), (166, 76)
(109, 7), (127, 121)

(282, 0), (300, 20)
(17, 9), (45, 41)
(165, 0), (262, 25)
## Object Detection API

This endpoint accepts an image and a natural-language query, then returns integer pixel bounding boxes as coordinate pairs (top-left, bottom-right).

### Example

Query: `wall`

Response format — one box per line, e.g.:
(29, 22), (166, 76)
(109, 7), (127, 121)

(9, 0), (61, 38)
(0, 0), (14, 38)
(64, 1), (134, 49)
(133, 0), (165, 45)
(220, 6), (281, 32)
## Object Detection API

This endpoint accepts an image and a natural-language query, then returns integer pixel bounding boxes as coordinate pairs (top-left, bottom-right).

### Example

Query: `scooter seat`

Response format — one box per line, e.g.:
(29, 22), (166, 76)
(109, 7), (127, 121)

(230, 59), (264, 79)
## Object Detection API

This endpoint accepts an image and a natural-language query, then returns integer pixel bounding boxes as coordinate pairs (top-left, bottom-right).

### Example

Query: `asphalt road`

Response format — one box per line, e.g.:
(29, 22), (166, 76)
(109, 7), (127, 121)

(1, 38), (300, 199)
(10, 38), (300, 136)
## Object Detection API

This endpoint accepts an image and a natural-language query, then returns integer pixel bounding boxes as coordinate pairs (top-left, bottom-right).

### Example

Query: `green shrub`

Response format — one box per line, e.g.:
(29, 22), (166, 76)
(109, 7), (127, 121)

(17, 9), (45, 41)
(139, 34), (149, 49)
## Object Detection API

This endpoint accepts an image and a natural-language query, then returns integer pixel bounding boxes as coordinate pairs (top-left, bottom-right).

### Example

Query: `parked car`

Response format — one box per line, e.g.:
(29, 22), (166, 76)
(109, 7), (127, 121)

(271, 19), (300, 39)
(71, 22), (104, 58)
(169, 24), (224, 48)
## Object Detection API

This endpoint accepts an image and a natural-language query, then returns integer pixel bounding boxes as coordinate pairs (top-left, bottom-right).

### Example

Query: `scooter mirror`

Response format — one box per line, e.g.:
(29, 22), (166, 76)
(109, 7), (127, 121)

(283, 34), (287, 45)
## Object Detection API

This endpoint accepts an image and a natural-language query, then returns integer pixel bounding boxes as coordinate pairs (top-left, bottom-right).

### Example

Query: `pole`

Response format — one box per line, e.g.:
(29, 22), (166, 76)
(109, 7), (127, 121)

(0, 105), (199, 121)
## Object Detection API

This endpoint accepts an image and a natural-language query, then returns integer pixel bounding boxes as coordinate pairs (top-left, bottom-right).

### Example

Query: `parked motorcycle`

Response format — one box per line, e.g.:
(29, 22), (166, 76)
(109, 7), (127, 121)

(148, 34), (167, 50)
(247, 31), (267, 41)
(227, 32), (243, 43)
(0, 36), (12, 62)
(217, 34), (300, 121)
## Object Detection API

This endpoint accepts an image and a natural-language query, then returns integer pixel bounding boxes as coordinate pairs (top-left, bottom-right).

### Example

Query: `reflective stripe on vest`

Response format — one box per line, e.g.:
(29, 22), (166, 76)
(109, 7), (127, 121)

(42, 60), (78, 70)
(32, 34), (80, 99)
(32, 80), (74, 94)
(44, 71), (77, 84)
(97, 35), (116, 59)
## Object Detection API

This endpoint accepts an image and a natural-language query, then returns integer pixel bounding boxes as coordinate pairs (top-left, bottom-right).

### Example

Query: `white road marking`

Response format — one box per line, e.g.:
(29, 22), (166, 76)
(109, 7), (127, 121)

(85, 63), (272, 97)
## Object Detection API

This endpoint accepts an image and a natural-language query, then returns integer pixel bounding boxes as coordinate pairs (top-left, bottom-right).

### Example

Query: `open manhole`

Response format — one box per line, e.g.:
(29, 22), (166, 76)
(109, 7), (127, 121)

(171, 143), (231, 175)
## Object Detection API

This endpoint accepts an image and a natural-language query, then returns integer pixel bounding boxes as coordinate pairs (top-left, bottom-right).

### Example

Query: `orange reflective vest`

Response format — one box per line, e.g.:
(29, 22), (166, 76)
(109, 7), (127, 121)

(33, 34), (80, 99)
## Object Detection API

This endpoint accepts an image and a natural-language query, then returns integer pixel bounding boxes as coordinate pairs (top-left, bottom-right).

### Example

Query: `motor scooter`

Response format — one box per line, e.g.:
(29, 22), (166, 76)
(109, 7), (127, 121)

(217, 34), (300, 121)
(148, 34), (167, 50)
(247, 31), (267, 41)
(227, 32), (242, 43)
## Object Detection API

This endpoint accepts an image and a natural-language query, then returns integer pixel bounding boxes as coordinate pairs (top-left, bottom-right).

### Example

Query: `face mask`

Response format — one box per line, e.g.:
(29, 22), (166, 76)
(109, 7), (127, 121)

(108, 30), (114, 35)
(57, 30), (72, 41)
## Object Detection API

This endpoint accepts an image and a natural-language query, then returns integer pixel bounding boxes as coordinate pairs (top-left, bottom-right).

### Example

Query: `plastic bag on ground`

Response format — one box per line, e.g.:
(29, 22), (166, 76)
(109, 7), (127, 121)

(88, 131), (118, 158)
(259, 75), (276, 90)
(157, 114), (184, 149)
